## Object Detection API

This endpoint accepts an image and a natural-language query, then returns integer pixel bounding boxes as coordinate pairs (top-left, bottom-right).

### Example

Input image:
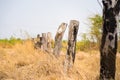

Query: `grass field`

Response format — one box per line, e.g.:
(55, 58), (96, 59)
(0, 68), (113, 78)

(0, 40), (120, 80)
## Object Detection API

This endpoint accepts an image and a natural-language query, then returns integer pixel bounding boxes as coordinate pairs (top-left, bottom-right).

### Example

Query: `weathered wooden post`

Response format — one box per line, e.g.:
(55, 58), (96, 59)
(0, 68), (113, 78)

(41, 33), (47, 51)
(47, 32), (52, 53)
(34, 34), (41, 49)
(64, 20), (79, 72)
(100, 0), (120, 79)
(40, 36), (43, 48)
(53, 23), (67, 57)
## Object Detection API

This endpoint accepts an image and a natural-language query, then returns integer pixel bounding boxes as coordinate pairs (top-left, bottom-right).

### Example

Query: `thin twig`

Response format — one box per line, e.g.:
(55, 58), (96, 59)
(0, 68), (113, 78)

(97, 0), (102, 9)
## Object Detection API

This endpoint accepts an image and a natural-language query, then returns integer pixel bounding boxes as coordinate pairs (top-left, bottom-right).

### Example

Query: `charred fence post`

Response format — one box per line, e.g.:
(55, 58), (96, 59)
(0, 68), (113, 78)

(64, 20), (79, 72)
(47, 32), (52, 53)
(100, 0), (120, 79)
(53, 23), (67, 57)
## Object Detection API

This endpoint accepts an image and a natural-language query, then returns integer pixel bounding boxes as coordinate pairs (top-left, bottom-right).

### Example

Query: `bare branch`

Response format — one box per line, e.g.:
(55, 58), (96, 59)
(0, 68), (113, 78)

(97, 0), (103, 9)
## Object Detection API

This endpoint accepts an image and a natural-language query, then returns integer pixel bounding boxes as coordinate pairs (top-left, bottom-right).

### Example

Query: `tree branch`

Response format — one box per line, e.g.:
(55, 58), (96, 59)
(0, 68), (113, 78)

(97, 0), (103, 9)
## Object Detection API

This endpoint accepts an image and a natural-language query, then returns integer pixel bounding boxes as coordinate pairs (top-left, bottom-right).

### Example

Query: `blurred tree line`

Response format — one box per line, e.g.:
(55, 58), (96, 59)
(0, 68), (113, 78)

(0, 36), (22, 48)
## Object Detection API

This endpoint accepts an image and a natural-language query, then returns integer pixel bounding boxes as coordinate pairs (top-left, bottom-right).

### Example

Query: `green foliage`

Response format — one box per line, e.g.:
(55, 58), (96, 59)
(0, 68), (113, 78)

(9, 36), (22, 45)
(89, 14), (102, 44)
(118, 41), (120, 53)
(77, 34), (89, 51)
(62, 40), (67, 51)
(75, 14), (102, 51)
(51, 39), (55, 48)
(0, 36), (22, 48)
(76, 40), (90, 51)
(76, 33), (95, 51)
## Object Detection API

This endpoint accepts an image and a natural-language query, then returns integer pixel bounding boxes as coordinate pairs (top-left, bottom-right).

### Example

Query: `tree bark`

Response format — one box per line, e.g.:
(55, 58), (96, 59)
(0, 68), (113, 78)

(64, 20), (79, 72)
(53, 23), (67, 57)
(100, 0), (120, 79)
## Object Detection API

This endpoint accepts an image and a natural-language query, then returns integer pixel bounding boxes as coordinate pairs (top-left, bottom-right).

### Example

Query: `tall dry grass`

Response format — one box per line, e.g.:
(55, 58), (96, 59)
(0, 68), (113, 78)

(0, 40), (120, 80)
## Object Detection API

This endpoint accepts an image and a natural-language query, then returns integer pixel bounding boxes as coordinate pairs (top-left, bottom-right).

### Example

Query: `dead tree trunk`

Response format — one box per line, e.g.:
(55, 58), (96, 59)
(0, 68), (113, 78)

(64, 20), (79, 72)
(53, 23), (67, 57)
(47, 32), (52, 53)
(100, 0), (120, 79)
(41, 33), (47, 52)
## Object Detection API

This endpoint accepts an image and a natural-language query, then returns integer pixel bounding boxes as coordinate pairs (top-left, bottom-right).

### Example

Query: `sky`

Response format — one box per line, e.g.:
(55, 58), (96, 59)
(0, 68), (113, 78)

(0, 0), (102, 40)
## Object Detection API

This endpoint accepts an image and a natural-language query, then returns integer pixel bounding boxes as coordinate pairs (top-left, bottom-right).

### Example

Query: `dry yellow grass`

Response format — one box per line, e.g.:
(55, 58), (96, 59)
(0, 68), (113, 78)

(0, 40), (120, 80)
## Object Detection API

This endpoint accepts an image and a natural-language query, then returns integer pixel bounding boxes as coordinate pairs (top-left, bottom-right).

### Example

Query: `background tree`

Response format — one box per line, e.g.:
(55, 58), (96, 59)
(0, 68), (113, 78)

(89, 14), (102, 47)
(76, 14), (102, 51)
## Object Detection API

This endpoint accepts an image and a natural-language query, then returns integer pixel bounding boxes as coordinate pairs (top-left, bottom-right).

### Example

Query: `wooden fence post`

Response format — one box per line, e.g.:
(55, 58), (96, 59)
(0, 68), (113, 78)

(40, 36), (43, 48)
(64, 20), (79, 72)
(34, 34), (41, 49)
(53, 23), (67, 57)
(47, 32), (52, 53)
(41, 33), (47, 51)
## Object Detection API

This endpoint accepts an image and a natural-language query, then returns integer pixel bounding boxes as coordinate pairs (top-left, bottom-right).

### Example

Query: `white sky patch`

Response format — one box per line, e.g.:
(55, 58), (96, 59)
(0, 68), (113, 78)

(0, 0), (102, 39)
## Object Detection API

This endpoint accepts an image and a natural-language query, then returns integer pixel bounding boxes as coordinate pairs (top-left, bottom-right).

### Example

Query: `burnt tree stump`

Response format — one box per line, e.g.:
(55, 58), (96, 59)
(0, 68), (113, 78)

(64, 20), (79, 72)
(53, 23), (67, 57)
(100, 0), (120, 79)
